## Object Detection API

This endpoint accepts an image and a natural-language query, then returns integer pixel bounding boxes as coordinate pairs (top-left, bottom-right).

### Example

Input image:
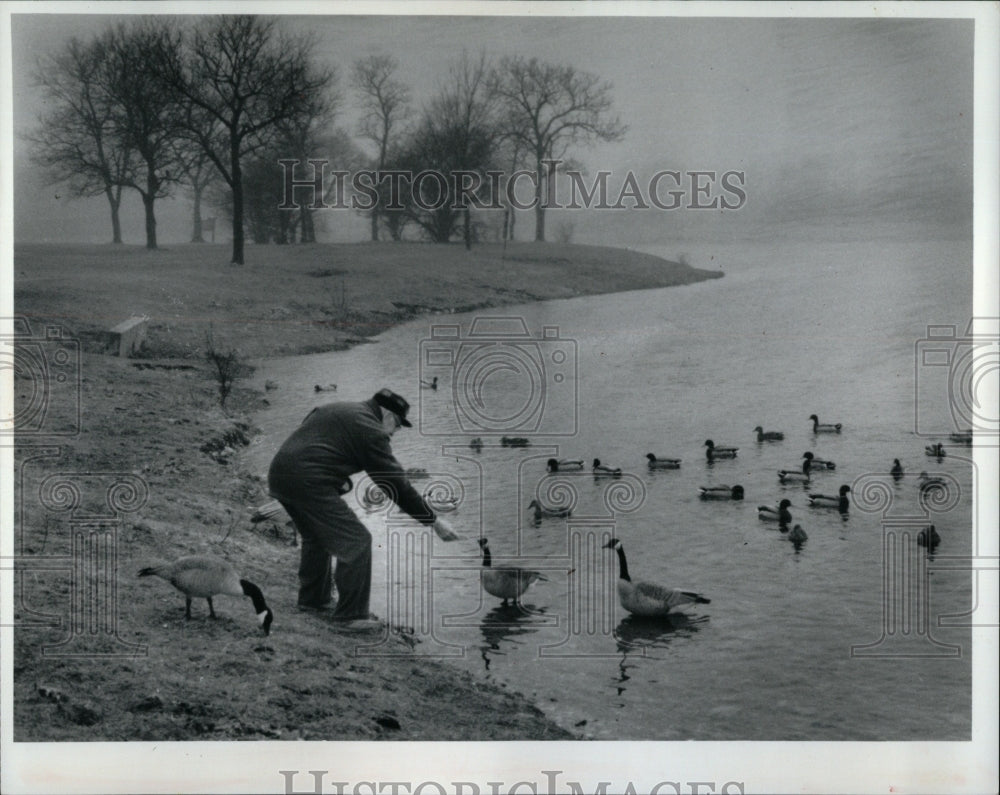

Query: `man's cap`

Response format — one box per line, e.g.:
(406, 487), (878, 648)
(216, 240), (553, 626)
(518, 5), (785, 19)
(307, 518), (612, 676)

(373, 388), (412, 427)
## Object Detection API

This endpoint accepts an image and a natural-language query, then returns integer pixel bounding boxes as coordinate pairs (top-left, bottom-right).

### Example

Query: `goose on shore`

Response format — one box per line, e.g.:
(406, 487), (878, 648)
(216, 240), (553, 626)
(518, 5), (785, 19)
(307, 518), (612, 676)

(758, 499), (793, 529)
(138, 556), (273, 635)
(547, 457), (584, 472)
(753, 426), (785, 442)
(698, 484), (744, 500)
(528, 499), (572, 520)
(808, 484), (852, 511)
(809, 414), (842, 433)
(592, 458), (622, 476)
(778, 452), (813, 483)
(603, 538), (710, 617)
(646, 453), (682, 469)
(477, 538), (546, 607)
(704, 440), (739, 460)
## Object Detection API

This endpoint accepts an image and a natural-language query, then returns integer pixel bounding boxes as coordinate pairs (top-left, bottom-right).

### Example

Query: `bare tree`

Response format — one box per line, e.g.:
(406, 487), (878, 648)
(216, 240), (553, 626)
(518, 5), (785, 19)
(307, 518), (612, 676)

(398, 52), (499, 248)
(151, 16), (333, 264)
(104, 21), (187, 249)
(28, 35), (130, 243)
(351, 55), (411, 242)
(489, 57), (627, 242)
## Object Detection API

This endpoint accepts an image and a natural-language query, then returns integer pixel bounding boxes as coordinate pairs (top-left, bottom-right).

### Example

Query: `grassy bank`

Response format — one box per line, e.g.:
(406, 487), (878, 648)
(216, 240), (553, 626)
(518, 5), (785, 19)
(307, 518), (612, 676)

(11, 241), (721, 741)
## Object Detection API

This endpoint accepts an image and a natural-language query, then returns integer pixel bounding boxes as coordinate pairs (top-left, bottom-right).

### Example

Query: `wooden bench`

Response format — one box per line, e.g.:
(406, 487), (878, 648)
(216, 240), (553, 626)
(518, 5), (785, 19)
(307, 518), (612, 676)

(109, 316), (148, 357)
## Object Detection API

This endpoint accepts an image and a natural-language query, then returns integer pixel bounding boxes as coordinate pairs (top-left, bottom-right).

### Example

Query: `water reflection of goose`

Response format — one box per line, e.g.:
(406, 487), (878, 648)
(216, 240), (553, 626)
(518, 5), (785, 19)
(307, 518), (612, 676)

(478, 605), (544, 671)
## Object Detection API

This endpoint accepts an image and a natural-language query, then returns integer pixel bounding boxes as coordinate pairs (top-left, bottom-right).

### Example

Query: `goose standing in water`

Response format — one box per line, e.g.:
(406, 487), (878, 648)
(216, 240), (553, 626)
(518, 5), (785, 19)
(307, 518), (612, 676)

(753, 426), (785, 442)
(547, 457), (584, 472)
(778, 452), (813, 483)
(698, 485), (745, 500)
(758, 499), (793, 530)
(603, 538), (710, 617)
(808, 484), (852, 512)
(477, 538), (546, 607)
(592, 458), (623, 476)
(646, 453), (682, 469)
(809, 414), (842, 433)
(138, 556), (273, 635)
(704, 440), (739, 461)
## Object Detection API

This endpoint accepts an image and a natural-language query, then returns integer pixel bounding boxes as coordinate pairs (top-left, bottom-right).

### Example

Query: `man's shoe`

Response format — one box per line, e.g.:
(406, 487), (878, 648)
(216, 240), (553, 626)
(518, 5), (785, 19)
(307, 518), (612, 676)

(331, 613), (384, 631)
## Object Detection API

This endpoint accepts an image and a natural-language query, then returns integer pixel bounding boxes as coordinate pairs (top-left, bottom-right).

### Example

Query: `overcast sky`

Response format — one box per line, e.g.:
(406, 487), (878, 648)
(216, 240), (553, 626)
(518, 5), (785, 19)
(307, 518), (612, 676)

(7, 8), (976, 244)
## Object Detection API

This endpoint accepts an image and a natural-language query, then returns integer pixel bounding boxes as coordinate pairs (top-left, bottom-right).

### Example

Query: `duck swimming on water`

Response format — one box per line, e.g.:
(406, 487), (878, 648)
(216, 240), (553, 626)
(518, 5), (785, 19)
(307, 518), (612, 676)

(646, 453), (682, 469)
(753, 426), (785, 442)
(704, 440), (739, 460)
(547, 458), (584, 472)
(592, 458), (623, 476)
(698, 484), (744, 500)
(809, 414), (842, 433)
(778, 452), (813, 483)
(758, 499), (793, 529)
(808, 484), (852, 511)
(528, 499), (572, 520)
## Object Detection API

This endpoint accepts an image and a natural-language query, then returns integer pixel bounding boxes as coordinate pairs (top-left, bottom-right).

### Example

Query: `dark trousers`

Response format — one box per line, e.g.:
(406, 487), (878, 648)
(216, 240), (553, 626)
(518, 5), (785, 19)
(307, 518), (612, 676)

(276, 493), (373, 619)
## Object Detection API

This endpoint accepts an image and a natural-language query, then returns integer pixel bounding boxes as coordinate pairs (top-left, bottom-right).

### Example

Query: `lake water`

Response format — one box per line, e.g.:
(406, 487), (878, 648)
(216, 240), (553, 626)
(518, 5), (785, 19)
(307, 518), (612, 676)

(246, 233), (977, 740)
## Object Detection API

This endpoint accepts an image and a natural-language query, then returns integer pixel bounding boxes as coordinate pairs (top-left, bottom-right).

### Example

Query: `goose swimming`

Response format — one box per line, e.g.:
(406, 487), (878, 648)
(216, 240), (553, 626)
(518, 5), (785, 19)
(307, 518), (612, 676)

(603, 538), (710, 617)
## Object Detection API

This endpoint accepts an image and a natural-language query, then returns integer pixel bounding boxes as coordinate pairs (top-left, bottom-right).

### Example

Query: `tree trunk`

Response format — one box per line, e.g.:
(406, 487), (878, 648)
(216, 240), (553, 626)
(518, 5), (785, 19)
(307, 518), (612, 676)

(106, 186), (123, 244)
(370, 208), (379, 241)
(191, 187), (204, 243)
(534, 162), (546, 242)
(230, 141), (245, 265)
(143, 192), (158, 250)
(463, 208), (472, 250)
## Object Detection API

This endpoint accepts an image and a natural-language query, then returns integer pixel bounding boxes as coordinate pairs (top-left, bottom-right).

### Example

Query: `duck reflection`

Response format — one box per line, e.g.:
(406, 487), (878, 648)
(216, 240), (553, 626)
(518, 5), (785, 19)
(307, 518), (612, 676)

(478, 604), (546, 671)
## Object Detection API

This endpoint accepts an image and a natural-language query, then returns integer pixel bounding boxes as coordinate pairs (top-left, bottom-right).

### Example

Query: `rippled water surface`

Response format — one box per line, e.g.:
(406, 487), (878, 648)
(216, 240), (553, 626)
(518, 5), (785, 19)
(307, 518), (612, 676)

(247, 235), (976, 740)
